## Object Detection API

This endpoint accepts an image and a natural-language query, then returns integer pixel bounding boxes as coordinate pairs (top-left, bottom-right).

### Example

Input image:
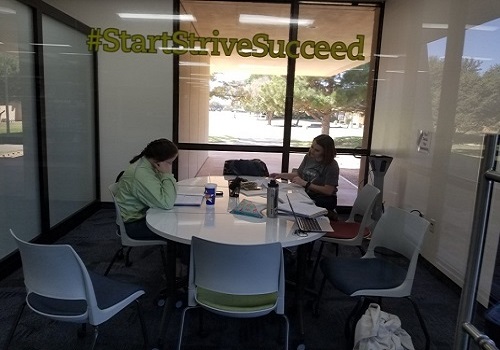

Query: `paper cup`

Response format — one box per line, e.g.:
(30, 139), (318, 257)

(204, 183), (217, 205)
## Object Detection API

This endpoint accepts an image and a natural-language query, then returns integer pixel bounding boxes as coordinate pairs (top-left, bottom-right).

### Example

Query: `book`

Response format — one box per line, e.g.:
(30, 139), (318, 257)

(277, 201), (328, 218)
(174, 194), (204, 206)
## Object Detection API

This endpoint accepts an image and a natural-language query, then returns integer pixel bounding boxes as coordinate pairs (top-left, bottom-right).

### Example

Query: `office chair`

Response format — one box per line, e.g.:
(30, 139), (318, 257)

(104, 182), (168, 277)
(223, 158), (269, 177)
(315, 206), (431, 350)
(309, 183), (380, 285)
(6, 230), (148, 350)
(177, 236), (289, 350)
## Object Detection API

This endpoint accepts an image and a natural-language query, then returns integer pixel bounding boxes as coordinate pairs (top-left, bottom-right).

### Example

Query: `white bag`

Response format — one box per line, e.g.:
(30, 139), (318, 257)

(353, 303), (415, 350)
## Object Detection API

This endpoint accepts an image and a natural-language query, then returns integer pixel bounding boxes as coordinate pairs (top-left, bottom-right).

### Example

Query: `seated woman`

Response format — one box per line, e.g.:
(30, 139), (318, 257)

(270, 134), (339, 216)
(115, 138), (178, 240)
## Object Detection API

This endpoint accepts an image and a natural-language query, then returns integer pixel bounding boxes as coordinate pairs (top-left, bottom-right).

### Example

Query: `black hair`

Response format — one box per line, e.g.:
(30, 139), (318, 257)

(130, 138), (178, 164)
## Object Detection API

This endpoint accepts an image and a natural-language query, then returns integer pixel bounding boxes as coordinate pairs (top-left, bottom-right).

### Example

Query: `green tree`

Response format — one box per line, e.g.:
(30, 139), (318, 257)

(294, 76), (336, 134)
(454, 58), (483, 133)
(334, 63), (369, 114)
(476, 64), (500, 132)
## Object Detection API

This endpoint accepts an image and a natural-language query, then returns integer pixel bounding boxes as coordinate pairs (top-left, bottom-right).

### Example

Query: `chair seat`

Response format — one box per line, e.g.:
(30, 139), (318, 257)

(325, 221), (371, 240)
(27, 293), (88, 317)
(89, 271), (145, 310)
(196, 287), (278, 312)
(320, 257), (407, 295)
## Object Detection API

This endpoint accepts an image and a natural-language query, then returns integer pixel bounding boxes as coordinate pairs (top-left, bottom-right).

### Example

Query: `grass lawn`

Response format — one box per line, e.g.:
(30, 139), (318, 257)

(0, 121), (23, 134)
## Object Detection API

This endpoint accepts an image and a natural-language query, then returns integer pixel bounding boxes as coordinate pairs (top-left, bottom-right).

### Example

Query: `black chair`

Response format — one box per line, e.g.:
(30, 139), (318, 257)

(223, 159), (269, 177)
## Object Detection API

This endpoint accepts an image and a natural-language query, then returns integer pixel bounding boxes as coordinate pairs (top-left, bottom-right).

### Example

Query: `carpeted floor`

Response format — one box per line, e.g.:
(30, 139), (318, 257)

(0, 209), (486, 350)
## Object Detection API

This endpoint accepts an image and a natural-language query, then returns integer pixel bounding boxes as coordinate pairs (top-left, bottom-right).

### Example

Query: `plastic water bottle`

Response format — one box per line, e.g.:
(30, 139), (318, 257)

(266, 179), (279, 218)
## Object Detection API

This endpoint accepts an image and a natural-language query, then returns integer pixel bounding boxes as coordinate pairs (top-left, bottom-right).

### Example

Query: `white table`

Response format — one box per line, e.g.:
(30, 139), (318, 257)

(146, 176), (329, 347)
(147, 176), (326, 247)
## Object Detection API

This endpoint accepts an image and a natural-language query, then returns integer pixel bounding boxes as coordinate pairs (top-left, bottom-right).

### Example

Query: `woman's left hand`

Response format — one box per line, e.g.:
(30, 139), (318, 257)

(291, 176), (308, 187)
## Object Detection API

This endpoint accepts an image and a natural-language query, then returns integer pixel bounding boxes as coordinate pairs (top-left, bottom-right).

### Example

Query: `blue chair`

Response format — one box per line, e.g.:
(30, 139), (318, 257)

(315, 207), (431, 350)
(6, 229), (148, 350)
(177, 236), (289, 349)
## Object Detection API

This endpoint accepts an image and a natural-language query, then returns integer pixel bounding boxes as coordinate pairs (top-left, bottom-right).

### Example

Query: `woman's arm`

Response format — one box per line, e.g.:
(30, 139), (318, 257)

(134, 165), (177, 210)
(269, 170), (298, 181)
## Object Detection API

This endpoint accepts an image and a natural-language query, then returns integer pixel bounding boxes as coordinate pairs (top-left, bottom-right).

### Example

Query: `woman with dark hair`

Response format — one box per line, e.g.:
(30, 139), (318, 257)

(270, 134), (339, 212)
(115, 138), (178, 240)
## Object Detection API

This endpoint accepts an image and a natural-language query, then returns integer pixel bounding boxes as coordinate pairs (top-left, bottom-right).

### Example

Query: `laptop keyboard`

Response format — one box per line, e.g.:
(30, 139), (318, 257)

(297, 216), (322, 231)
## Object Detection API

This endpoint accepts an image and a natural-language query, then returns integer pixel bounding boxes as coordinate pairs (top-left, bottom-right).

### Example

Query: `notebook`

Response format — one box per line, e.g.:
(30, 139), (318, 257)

(286, 194), (333, 233)
(174, 194), (204, 206)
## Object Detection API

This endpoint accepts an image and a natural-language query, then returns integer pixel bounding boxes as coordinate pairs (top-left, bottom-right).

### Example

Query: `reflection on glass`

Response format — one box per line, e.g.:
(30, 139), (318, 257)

(0, 0), (39, 259)
(179, 1), (290, 146)
(292, 4), (376, 149)
(43, 15), (96, 226)
(427, 18), (500, 158)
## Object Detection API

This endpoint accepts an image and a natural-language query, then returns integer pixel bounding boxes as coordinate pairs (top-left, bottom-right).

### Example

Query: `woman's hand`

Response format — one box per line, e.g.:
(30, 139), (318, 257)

(154, 160), (172, 174)
(291, 176), (308, 187)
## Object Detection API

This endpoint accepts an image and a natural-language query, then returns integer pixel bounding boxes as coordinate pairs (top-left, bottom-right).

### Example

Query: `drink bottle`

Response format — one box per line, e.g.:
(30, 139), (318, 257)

(266, 179), (279, 218)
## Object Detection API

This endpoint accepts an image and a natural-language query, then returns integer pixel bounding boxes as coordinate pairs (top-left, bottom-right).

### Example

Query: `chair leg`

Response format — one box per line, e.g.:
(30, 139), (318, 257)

(124, 247), (133, 267)
(406, 296), (430, 350)
(345, 297), (369, 349)
(104, 247), (124, 276)
(90, 325), (99, 350)
(77, 323), (87, 338)
(177, 306), (199, 350)
(357, 245), (365, 255)
(4, 301), (26, 349)
(134, 300), (149, 350)
(282, 314), (290, 350)
(309, 241), (325, 288)
(313, 274), (328, 317)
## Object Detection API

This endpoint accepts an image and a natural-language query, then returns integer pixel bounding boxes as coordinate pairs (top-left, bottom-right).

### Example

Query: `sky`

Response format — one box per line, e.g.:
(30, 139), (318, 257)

(427, 18), (500, 73)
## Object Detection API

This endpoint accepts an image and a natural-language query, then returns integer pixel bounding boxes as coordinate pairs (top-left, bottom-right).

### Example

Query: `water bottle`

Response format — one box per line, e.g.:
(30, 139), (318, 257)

(266, 179), (279, 218)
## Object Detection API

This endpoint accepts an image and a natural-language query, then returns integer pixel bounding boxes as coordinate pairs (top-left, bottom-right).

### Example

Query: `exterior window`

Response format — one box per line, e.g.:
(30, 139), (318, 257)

(176, 0), (381, 207)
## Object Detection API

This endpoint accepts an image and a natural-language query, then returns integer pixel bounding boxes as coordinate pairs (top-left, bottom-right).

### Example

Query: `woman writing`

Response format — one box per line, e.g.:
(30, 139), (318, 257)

(115, 138), (178, 240)
(271, 134), (339, 213)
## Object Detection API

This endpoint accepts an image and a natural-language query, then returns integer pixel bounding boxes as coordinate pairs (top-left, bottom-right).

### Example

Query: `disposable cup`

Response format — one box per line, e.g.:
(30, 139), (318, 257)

(204, 183), (217, 205)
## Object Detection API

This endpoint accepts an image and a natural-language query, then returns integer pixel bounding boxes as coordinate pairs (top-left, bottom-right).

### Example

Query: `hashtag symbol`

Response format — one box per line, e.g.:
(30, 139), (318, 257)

(87, 28), (102, 52)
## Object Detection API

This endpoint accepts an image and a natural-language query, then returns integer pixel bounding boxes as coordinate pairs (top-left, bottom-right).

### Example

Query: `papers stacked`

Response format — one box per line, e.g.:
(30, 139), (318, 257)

(278, 191), (314, 204)
(277, 201), (328, 218)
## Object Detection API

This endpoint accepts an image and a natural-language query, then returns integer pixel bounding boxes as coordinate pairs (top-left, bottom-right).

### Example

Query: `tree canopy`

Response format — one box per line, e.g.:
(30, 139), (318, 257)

(210, 63), (370, 134)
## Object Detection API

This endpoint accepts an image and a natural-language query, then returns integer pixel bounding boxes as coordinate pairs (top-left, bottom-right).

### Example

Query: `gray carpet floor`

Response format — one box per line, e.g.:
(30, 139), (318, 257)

(0, 209), (486, 350)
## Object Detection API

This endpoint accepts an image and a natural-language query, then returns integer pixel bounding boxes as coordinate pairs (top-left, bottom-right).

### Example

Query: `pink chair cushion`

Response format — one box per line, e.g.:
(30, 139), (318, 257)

(325, 221), (371, 239)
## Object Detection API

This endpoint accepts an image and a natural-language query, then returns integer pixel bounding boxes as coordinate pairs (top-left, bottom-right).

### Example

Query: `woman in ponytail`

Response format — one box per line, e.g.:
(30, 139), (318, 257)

(115, 138), (178, 240)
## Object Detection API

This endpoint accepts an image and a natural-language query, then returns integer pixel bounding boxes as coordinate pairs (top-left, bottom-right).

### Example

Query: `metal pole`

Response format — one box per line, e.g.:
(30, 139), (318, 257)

(454, 134), (499, 349)
(462, 323), (499, 350)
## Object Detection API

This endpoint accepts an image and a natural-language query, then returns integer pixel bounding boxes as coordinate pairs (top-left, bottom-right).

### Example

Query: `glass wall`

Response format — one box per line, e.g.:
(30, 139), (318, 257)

(177, 0), (381, 207)
(0, 0), (39, 259)
(42, 15), (96, 226)
(0, 0), (98, 265)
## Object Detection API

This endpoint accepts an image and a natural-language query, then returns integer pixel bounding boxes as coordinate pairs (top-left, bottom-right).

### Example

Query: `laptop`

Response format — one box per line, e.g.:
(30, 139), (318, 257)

(286, 194), (333, 233)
